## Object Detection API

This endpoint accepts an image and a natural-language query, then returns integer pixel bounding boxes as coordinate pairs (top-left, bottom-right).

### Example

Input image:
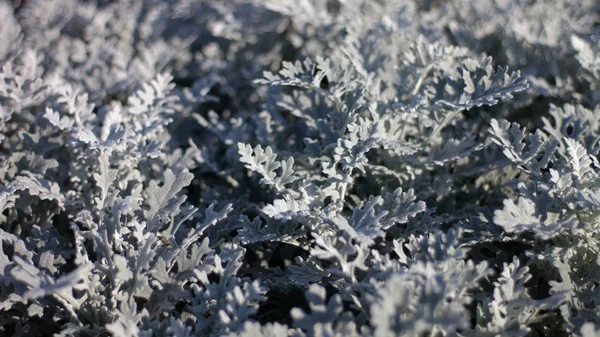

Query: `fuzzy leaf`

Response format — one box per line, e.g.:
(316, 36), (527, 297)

(93, 151), (118, 206)
(494, 197), (540, 235)
(238, 143), (297, 191)
(565, 138), (593, 184)
(144, 169), (194, 231)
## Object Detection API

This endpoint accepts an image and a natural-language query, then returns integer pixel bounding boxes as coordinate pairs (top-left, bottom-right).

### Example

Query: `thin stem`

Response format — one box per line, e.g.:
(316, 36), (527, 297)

(411, 64), (434, 97)
(430, 109), (461, 139)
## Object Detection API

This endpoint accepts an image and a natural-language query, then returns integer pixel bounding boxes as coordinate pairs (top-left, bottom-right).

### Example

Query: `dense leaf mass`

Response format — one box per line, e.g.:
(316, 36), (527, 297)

(2, 0), (600, 336)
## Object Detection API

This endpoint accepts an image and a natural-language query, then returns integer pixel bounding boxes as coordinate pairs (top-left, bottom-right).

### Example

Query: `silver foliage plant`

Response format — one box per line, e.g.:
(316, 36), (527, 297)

(1, 0), (600, 336)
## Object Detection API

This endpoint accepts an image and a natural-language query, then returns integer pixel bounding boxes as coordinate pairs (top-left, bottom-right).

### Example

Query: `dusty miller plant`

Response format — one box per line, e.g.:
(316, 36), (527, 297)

(1, 0), (600, 336)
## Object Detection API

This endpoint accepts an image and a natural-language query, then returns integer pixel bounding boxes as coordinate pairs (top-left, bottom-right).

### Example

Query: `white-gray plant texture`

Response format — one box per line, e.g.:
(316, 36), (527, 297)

(1, 0), (600, 336)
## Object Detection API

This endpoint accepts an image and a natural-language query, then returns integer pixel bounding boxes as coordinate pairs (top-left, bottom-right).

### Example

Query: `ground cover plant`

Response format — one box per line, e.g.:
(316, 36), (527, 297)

(2, 0), (600, 336)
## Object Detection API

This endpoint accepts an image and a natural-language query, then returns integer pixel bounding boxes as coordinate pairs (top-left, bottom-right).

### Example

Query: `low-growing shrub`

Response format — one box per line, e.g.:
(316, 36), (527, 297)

(2, 0), (600, 336)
